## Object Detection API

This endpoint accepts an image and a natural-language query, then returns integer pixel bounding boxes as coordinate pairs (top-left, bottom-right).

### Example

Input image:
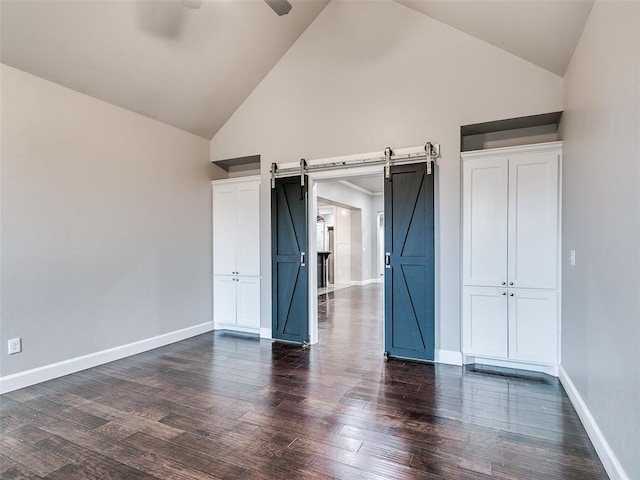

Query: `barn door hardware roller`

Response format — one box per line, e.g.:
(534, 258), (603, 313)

(384, 147), (393, 179)
(300, 158), (307, 187)
(424, 142), (440, 175)
(299, 158), (307, 199)
(270, 162), (278, 189)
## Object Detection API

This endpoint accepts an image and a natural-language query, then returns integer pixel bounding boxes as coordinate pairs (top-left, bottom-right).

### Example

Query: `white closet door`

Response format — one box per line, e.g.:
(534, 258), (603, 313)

(463, 286), (508, 358)
(236, 276), (261, 328)
(213, 185), (237, 276)
(236, 182), (260, 276)
(463, 159), (508, 286)
(508, 289), (558, 364)
(508, 153), (559, 289)
(213, 276), (237, 325)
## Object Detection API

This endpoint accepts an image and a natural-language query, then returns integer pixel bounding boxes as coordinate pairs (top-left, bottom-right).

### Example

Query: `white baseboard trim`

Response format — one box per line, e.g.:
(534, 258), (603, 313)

(559, 366), (629, 480)
(435, 349), (463, 366)
(213, 323), (259, 336)
(260, 328), (272, 339)
(0, 322), (214, 395)
(350, 278), (380, 286)
(463, 355), (558, 376)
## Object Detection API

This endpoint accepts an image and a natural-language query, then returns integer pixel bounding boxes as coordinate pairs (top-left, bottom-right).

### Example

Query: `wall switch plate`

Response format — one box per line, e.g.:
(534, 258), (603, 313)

(8, 338), (22, 355)
(569, 250), (576, 266)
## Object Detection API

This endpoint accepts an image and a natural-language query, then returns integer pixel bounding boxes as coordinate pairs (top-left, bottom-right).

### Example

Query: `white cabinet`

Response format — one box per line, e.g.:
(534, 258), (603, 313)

(462, 142), (561, 372)
(508, 155), (559, 289)
(508, 289), (558, 364)
(463, 287), (509, 358)
(213, 180), (260, 277)
(212, 177), (261, 332)
(463, 147), (558, 289)
(213, 276), (237, 325)
(462, 158), (508, 287)
(236, 276), (261, 328)
(213, 275), (260, 329)
(463, 287), (558, 365)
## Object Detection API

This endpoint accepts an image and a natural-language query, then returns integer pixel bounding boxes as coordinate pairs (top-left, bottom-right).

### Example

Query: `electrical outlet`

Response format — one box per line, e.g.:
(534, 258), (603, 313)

(569, 250), (576, 267)
(8, 337), (22, 355)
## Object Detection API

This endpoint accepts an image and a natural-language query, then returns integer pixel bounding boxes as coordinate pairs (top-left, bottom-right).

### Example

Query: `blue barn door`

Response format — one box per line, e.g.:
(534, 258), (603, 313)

(272, 175), (309, 344)
(384, 162), (435, 361)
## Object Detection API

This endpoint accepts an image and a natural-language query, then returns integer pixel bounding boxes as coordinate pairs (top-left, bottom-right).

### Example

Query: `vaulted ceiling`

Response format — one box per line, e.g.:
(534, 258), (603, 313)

(0, 0), (593, 140)
(0, 0), (330, 139)
(397, 1), (593, 77)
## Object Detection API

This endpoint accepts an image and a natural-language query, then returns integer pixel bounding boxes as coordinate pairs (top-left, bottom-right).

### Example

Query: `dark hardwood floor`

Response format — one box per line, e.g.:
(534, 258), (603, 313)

(1, 284), (608, 479)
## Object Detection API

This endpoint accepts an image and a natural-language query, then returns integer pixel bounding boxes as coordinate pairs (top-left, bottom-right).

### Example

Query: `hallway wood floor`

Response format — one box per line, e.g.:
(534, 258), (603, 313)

(1, 285), (607, 479)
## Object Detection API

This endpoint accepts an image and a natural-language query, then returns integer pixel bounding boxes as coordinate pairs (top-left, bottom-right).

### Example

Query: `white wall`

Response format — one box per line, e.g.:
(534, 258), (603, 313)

(1, 65), (212, 379)
(560, 3), (640, 479)
(210, 0), (563, 352)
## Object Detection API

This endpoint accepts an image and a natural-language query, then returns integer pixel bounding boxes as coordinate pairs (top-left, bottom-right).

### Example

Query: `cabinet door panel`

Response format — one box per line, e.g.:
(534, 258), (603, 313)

(213, 185), (237, 275)
(236, 276), (261, 328)
(213, 276), (237, 325)
(508, 290), (558, 364)
(463, 159), (508, 286)
(463, 287), (508, 358)
(236, 182), (261, 276)
(508, 154), (559, 288)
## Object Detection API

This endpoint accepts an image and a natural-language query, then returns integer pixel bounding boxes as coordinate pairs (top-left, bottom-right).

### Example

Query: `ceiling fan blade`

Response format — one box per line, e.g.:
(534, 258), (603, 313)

(264, 0), (292, 16)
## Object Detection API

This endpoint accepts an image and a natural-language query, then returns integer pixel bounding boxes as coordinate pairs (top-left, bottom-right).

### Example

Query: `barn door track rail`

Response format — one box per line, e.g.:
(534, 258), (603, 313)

(270, 142), (441, 188)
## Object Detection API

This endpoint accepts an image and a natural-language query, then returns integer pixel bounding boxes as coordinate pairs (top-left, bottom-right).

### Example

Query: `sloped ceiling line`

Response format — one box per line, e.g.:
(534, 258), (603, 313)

(394, 0), (593, 77)
(1, 0), (592, 140)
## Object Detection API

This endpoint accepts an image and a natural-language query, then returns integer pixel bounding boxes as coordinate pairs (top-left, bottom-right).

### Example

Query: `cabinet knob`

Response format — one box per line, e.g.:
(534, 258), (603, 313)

(509, 282), (514, 286)
(501, 281), (506, 286)
(501, 292), (506, 296)
(510, 293), (514, 297)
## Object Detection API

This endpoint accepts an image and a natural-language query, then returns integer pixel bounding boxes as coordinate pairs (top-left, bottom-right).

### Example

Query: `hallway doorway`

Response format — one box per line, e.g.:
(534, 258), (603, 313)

(298, 154), (435, 362)
(312, 173), (385, 351)
(317, 283), (383, 353)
